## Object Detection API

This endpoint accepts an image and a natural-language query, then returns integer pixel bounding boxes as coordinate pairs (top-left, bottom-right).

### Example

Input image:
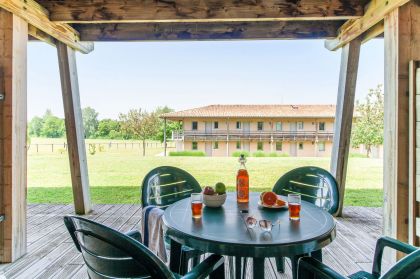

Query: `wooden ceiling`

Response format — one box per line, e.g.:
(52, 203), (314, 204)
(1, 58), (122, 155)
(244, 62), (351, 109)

(36, 0), (367, 23)
(1, 0), (399, 53)
(32, 0), (371, 42)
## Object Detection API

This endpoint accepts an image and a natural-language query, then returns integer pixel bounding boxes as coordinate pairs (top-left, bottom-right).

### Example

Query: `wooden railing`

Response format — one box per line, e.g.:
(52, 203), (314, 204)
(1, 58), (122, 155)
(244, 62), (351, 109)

(172, 130), (334, 141)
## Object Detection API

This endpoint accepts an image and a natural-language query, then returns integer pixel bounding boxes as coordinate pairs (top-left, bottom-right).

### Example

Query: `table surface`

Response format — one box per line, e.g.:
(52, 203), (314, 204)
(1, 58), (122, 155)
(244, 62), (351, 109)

(163, 192), (336, 258)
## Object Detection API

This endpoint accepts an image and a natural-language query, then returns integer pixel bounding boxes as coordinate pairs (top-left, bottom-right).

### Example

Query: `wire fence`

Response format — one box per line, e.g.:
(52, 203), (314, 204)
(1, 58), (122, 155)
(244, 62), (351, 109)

(28, 141), (175, 153)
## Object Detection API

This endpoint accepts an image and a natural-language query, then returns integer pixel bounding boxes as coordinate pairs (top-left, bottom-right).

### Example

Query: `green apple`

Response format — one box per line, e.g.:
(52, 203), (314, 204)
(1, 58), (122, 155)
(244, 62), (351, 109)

(215, 182), (226, 195)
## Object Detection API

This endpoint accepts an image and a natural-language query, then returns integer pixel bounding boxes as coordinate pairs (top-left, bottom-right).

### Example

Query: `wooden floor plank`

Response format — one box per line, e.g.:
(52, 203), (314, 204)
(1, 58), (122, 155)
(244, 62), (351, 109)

(0, 205), (384, 279)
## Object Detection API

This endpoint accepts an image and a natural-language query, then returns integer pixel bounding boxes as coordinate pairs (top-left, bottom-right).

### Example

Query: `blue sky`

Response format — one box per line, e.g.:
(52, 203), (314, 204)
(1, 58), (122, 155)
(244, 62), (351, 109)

(28, 39), (383, 120)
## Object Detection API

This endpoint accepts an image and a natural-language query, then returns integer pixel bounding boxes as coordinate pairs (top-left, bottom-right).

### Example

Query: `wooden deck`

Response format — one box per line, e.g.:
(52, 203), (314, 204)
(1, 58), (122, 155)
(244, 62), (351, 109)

(0, 205), (385, 278)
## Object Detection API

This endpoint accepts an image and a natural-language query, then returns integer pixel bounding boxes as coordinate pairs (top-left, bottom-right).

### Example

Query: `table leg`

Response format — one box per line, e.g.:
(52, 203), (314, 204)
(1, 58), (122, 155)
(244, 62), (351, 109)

(235, 257), (242, 279)
(169, 239), (182, 273)
(311, 249), (322, 262)
(252, 258), (265, 279)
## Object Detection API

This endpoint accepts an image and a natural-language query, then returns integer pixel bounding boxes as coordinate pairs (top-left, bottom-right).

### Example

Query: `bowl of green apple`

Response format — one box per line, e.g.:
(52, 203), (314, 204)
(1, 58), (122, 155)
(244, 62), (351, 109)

(202, 182), (227, 207)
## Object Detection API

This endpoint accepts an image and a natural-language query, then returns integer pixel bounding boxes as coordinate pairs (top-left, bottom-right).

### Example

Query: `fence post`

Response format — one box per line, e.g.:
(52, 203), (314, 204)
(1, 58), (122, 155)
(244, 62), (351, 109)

(51, 144), (54, 152)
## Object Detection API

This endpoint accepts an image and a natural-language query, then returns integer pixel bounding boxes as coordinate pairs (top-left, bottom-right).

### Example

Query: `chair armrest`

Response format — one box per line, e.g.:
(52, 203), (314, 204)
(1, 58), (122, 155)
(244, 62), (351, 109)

(181, 254), (224, 279)
(372, 236), (417, 277)
(298, 257), (347, 279)
(125, 230), (142, 242)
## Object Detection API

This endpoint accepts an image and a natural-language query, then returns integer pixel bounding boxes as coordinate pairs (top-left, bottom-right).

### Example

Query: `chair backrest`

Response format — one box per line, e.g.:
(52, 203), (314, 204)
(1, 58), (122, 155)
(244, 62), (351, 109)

(381, 249), (420, 279)
(64, 215), (175, 279)
(272, 166), (339, 215)
(141, 166), (202, 208)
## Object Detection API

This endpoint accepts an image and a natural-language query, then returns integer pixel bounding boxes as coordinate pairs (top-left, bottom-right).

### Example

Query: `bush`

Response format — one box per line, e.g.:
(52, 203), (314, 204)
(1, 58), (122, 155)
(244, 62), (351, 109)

(268, 152), (279, 157)
(232, 151), (250, 157)
(252, 151), (267, 157)
(169, 151), (206, 157)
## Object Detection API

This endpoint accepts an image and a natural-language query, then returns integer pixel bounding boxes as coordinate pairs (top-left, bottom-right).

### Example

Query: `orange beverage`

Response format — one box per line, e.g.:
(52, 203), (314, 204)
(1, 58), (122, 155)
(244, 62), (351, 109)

(288, 203), (301, 220)
(236, 154), (249, 203)
(191, 201), (203, 218)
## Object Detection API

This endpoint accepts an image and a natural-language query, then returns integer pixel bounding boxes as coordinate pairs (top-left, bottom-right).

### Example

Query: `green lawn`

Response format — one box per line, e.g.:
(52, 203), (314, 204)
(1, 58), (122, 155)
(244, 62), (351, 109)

(28, 138), (383, 207)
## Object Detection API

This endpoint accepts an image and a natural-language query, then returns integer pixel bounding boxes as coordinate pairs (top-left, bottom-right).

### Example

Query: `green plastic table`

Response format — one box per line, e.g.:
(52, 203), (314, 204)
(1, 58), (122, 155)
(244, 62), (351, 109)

(163, 192), (336, 278)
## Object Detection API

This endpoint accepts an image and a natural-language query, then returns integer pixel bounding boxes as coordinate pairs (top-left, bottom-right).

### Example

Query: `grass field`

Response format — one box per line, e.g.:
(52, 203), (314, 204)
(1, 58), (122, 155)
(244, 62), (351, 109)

(28, 138), (383, 207)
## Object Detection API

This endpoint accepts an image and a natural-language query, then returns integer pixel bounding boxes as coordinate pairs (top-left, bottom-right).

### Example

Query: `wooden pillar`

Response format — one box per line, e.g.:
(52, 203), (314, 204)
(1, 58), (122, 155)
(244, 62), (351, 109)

(226, 120), (230, 157)
(57, 42), (91, 214)
(163, 118), (167, 156)
(0, 10), (28, 262)
(383, 2), (420, 254)
(330, 38), (361, 217)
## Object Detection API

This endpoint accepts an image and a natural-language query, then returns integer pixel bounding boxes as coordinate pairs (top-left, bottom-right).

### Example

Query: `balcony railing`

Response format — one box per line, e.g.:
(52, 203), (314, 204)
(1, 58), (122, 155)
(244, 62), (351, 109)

(171, 130), (334, 141)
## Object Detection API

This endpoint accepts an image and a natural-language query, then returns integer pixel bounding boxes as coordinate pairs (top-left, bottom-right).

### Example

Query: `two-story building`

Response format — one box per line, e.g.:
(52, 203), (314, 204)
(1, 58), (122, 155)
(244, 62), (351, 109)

(162, 104), (336, 157)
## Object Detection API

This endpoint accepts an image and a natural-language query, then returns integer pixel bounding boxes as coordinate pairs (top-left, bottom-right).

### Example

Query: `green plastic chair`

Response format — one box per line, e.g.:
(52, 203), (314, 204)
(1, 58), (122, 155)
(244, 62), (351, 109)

(272, 166), (340, 277)
(141, 166), (204, 275)
(64, 215), (225, 279)
(297, 236), (420, 279)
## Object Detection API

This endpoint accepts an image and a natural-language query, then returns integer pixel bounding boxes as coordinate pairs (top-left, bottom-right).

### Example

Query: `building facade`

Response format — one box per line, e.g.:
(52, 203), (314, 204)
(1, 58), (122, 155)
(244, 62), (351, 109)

(162, 105), (336, 157)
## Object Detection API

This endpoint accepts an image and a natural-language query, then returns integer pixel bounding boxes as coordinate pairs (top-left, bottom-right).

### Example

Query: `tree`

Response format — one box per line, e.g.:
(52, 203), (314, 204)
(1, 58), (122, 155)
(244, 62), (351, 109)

(82, 107), (99, 138)
(153, 106), (182, 142)
(28, 116), (44, 137)
(119, 109), (160, 156)
(41, 114), (65, 138)
(97, 119), (122, 139)
(351, 85), (384, 157)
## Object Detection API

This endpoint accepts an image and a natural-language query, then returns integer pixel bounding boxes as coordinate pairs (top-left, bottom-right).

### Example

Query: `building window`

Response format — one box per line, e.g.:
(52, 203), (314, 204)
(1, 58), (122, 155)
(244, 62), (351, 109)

(257, 142), (263, 151)
(318, 142), (326, 152)
(319, 122), (325, 131)
(192, 142), (198, 150)
(276, 142), (282, 151)
(214, 121), (219, 129)
(275, 122), (282, 131)
(298, 142), (304, 150)
(257, 122), (264, 131)
(213, 142), (219, 149)
(236, 141), (241, 149)
(297, 122), (304, 130)
(236, 121), (241, 129)
(192, 121), (198, 130)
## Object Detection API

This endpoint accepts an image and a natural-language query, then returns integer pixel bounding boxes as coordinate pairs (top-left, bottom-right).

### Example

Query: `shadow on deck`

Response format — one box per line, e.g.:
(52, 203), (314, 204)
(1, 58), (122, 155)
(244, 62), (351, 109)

(0, 205), (383, 278)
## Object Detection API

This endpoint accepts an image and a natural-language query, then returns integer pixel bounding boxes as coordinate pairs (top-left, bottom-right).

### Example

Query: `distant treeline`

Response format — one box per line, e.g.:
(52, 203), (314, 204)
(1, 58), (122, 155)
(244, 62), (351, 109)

(28, 106), (181, 143)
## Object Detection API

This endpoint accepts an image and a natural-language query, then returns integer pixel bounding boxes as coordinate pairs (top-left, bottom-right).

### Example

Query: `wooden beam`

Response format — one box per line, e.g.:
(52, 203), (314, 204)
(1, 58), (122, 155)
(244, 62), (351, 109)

(57, 42), (91, 215)
(361, 20), (384, 44)
(408, 60), (419, 246)
(75, 21), (344, 41)
(0, 0), (93, 53)
(330, 37), (361, 217)
(325, 0), (409, 51)
(28, 25), (56, 47)
(37, 0), (364, 23)
(0, 9), (27, 262)
(383, 1), (420, 260)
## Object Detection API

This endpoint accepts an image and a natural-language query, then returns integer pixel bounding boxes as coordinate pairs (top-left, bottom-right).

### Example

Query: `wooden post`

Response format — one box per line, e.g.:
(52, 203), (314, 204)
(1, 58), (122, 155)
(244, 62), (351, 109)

(226, 120), (230, 157)
(57, 42), (91, 215)
(383, 2), (420, 258)
(163, 118), (167, 156)
(330, 37), (361, 217)
(0, 10), (28, 262)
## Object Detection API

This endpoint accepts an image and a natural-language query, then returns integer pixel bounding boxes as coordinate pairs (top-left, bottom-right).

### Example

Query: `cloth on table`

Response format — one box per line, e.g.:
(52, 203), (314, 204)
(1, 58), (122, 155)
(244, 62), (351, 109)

(141, 205), (168, 262)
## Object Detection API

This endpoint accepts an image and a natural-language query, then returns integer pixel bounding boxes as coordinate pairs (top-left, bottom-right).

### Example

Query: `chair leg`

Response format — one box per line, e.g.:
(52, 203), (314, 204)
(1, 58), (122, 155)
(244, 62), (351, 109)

(179, 250), (189, 275)
(169, 240), (182, 273)
(210, 257), (225, 279)
(191, 255), (200, 268)
(275, 257), (285, 273)
(291, 254), (307, 279)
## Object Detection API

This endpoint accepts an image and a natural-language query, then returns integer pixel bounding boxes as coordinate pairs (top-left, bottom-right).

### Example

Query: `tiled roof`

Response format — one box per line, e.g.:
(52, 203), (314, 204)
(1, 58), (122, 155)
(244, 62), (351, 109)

(161, 104), (337, 119)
